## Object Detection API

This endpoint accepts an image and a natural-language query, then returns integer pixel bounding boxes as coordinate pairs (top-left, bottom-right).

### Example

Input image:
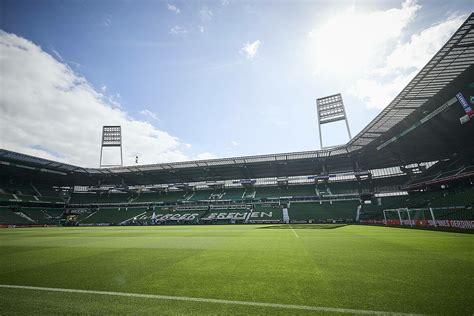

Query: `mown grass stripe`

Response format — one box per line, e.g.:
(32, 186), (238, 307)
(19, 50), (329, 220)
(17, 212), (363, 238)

(0, 284), (421, 315)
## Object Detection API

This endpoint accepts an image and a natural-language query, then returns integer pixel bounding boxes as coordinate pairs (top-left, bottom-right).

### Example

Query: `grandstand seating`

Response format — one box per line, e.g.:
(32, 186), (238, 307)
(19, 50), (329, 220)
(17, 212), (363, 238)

(208, 190), (225, 200)
(249, 204), (283, 222)
(361, 188), (474, 213)
(37, 196), (64, 203)
(241, 189), (256, 199)
(43, 208), (65, 218)
(0, 207), (34, 225)
(15, 194), (39, 203)
(358, 195), (408, 220)
(430, 208), (473, 221)
(201, 209), (250, 223)
(189, 190), (211, 201)
(70, 192), (132, 204)
(281, 185), (317, 197)
(64, 209), (94, 223)
(19, 207), (64, 224)
(148, 207), (208, 223)
(372, 176), (409, 192)
(255, 185), (317, 199)
(0, 181), (64, 205)
(360, 206), (474, 223)
(322, 181), (361, 195)
(34, 183), (60, 197)
(289, 200), (359, 222)
(401, 186), (474, 209)
(359, 185), (474, 223)
(221, 188), (244, 200)
(384, 195), (410, 208)
(428, 187), (474, 208)
(193, 204), (283, 223)
(0, 193), (17, 202)
(80, 207), (147, 224)
(254, 186), (282, 199)
(133, 191), (184, 203)
(70, 193), (98, 204)
(0, 176), (472, 226)
(1, 182), (37, 196)
(406, 158), (474, 188)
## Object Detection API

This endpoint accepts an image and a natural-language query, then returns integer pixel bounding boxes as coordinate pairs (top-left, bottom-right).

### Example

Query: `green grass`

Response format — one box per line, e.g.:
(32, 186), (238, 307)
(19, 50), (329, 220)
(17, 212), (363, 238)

(0, 225), (473, 315)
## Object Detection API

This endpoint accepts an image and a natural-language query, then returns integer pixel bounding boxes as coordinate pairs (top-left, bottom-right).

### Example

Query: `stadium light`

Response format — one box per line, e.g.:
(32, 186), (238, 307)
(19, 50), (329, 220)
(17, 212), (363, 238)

(316, 93), (352, 149)
(99, 125), (123, 168)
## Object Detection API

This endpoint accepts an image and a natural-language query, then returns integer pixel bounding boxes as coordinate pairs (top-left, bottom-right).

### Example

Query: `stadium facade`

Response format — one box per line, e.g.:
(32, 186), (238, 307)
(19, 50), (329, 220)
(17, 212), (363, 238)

(1, 14), (473, 229)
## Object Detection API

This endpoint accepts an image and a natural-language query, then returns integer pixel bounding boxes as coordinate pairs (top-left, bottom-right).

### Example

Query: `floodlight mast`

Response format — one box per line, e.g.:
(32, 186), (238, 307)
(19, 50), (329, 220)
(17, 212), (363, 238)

(99, 125), (123, 168)
(316, 93), (352, 149)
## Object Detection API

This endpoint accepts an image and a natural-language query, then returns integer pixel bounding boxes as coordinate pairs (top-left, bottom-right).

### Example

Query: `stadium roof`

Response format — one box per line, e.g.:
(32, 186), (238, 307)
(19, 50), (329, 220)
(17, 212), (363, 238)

(348, 13), (474, 150)
(1, 13), (473, 186)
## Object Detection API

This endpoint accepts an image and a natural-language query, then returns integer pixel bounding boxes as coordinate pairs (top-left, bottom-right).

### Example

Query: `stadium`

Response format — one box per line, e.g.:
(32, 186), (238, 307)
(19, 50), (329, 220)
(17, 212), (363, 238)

(1, 4), (473, 316)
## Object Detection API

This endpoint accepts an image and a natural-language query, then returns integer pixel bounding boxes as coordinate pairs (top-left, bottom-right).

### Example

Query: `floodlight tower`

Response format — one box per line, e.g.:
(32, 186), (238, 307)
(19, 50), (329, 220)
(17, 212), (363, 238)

(316, 93), (352, 149)
(99, 126), (123, 167)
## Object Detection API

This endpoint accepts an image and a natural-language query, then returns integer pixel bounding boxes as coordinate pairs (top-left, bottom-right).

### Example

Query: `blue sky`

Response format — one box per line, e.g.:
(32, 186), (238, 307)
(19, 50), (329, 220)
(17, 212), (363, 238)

(0, 0), (472, 167)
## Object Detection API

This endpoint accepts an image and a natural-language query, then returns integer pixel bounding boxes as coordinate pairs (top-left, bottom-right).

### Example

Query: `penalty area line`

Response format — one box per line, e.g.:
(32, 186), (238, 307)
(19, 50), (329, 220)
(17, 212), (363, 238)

(290, 225), (299, 238)
(0, 284), (421, 315)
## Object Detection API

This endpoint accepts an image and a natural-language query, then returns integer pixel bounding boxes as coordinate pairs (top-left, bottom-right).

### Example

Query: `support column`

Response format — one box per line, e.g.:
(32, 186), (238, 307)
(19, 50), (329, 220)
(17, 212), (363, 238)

(429, 208), (437, 227)
(344, 117), (352, 139)
(316, 94), (351, 149)
(406, 208), (413, 227)
(318, 122), (323, 149)
(282, 208), (290, 224)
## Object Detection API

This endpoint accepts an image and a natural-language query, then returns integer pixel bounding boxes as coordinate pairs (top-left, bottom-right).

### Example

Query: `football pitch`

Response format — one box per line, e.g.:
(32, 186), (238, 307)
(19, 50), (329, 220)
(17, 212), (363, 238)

(0, 224), (472, 315)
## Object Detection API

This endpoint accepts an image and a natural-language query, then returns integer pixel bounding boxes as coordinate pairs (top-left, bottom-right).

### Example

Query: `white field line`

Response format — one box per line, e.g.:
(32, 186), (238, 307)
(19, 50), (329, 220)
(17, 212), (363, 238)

(0, 284), (421, 315)
(290, 225), (299, 238)
(118, 211), (147, 225)
(77, 211), (97, 224)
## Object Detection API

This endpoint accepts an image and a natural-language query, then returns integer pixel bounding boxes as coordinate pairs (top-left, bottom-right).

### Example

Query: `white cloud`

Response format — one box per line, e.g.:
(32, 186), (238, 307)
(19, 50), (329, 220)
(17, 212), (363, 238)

(167, 3), (180, 14)
(139, 109), (158, 120)
(196, 152), (218, 160)
(184, 143), (192, 149)
(349, 13), (466, 109)
(101, 85), (107, 92)
(309, 0), (420, 77)
(170, 25), (188, 35)
(0, 30), (190, 167)
(103, 17), (112, 27)
(199, 6), (213, 21)
(231, 140), (239, 146)
(309, 1), (466, 110)
(377, 14), (466, 75)
(51, 49), (63, 61)
(221, 0), (230, 5)
(198, 26), (205, 33)
(350, 72), (416, 109)
(240, 40), (261, 59)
